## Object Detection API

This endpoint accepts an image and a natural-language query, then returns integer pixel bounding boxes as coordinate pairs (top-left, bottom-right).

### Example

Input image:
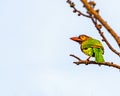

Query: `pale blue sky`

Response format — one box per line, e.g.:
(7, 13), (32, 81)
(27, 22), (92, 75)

(0, 0), (120, 96)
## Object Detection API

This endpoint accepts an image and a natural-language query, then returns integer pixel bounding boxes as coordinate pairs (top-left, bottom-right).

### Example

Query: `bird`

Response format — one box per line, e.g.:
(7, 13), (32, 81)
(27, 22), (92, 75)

(70, 34), (104, 63)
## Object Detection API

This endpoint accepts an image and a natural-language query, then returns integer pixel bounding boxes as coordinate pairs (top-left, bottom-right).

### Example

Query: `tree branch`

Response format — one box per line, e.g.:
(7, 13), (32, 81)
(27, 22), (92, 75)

(67, 0), (120, 69)
(80, 0), (120, 47)
(66, 0), (91, 18)
(67, 0), (120, 56)
(90, 16), (120, 56)
(70, 54), (120, 69)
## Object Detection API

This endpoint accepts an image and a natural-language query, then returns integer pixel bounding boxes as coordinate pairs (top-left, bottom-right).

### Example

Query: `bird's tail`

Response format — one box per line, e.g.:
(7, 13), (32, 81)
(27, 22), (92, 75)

(93, 48), (104, 63)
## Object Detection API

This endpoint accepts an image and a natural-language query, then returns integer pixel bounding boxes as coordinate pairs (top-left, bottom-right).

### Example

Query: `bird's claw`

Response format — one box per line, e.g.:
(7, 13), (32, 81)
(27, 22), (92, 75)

(85, 59), (90, 65)
(85, 57), (91, 65)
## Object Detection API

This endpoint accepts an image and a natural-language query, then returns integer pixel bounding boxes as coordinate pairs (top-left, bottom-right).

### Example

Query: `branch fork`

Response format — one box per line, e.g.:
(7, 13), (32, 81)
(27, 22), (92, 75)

(67, 0), (120, 69)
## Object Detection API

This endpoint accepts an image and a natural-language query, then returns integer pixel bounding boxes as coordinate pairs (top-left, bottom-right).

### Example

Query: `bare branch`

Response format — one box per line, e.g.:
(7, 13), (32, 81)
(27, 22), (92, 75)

(67, 0), (120, 69)
(90, 16), (120, 56)
(80, 0), (120, 47)
(70, 54), (120, 69)
(66, 0), (90, 18)
(67, 0), (120, 56)
(70, 54), (82, 61)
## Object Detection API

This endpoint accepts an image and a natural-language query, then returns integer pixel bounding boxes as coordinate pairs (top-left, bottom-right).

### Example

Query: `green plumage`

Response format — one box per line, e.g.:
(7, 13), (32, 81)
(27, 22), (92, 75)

(70, 35), (105, 63)
(81, 37), (104, 63)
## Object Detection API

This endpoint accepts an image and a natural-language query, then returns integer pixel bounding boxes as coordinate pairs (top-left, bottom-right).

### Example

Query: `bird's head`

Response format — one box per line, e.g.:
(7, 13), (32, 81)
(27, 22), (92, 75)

(70, 34), (91, 44)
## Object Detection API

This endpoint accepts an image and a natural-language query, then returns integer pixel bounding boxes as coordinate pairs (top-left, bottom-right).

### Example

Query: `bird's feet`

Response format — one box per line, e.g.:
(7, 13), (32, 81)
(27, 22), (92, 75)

(85, 57), (91, 65)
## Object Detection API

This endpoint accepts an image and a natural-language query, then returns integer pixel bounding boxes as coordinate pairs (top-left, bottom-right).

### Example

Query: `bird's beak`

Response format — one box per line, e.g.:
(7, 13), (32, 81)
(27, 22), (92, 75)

(70, 37), (81, 42)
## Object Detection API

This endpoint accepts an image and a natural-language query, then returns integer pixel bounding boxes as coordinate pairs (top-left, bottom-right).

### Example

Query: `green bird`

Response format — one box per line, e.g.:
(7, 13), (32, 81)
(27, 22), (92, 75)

(70, 34), (104, 63)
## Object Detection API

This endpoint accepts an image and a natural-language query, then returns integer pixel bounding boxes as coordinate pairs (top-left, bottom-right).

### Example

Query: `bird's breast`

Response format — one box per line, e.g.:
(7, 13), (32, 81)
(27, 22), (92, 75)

(80, 46), (94, 57)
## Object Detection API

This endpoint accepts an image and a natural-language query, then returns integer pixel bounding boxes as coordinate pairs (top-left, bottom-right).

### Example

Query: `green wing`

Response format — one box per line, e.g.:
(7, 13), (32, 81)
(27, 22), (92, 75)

(93, 48), (104, 63)
(81, 38), (104, 49)
(81, 38), (104, 63)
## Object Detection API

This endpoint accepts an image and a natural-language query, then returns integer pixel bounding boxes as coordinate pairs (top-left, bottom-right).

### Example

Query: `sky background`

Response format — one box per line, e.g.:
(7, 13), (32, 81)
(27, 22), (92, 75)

(0, 0), (120, 96)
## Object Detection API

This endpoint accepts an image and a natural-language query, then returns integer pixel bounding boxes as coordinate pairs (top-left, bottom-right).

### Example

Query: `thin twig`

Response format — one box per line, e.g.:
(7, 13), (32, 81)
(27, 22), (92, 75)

(90, 16), (120, 56)
(66, 0), (91, 18)
(70, 54), (81, 61)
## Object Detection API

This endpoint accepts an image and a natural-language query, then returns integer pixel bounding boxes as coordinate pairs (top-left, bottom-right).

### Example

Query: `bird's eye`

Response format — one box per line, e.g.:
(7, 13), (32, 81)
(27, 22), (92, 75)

(84, 48), (88, 50)
(80, 36), (86, 40)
